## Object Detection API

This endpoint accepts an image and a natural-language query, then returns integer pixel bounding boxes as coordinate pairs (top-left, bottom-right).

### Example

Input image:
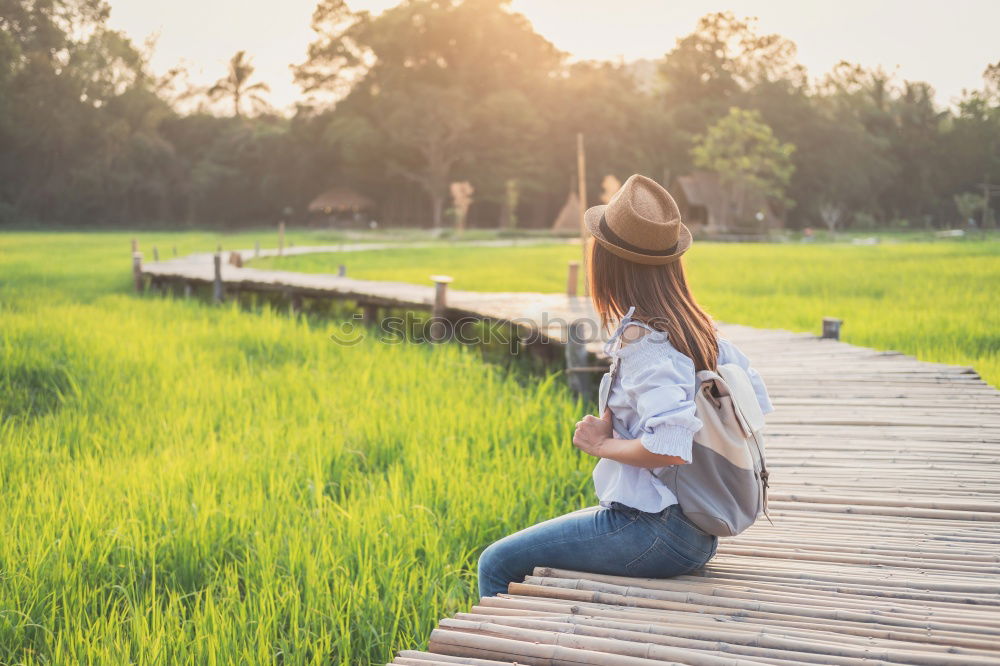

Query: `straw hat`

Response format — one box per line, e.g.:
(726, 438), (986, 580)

(584, 174), (692, 265)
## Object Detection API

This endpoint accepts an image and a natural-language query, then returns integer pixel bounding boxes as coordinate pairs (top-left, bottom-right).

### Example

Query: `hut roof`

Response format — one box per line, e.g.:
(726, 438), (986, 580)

(308, 186), (374, 213)
(551, 191), (581, 232)
(674, 171), (726, 209)
(673, 170), (780, 224)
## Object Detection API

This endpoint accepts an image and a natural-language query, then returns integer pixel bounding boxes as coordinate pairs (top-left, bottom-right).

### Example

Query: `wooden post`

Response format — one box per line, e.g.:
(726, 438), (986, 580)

(565, 319), (590, 397)
(278, 221), (285, 256)
(429, 274), (453, 341)
(566, 261), (579, 298)
(254, 241), (260, 258)
(131, 238), (138, 253)
(152, 246), (159, 262)
(822, 317), (842, 340)
(338, 264), (346, 277)
(213, 248), (224, 304)
(183, 281), (192, 299)
(132, 251), (143, 293)
(362, 303), (379, 326)
(172, 245), (178, 257)
(576, 133), (589, 297)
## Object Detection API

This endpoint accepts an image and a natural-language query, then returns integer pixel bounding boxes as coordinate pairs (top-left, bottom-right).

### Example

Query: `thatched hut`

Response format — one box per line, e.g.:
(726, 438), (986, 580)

(308, 187), (375, 215)
(670, 171), (782, 237)
(551, 190), (581, 233)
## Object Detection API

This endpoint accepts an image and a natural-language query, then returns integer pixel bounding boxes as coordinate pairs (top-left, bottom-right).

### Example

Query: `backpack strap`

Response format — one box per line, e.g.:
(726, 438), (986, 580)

(719, 364), (773, 526)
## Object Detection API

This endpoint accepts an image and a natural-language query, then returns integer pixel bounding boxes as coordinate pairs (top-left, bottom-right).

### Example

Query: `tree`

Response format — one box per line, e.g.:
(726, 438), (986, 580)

(377, 83), (471, 229)
(467, 88), (547, 225)
(660, 11), (805, 106)
(657, 11), (805, 177)
(208, 51), (271, 118)
(691, 107), (796, 228)
(295, 0), (563, 227)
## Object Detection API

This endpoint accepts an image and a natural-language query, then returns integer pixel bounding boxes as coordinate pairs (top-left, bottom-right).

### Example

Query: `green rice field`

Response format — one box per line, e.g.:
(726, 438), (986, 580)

(255, 238), (1000, 388)
(0, 232), (589, 663)
(1, 230), (997, 663)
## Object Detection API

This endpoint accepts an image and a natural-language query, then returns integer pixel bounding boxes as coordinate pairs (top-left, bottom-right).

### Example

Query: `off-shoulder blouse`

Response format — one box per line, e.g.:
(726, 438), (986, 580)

(593, 306), (775, 513)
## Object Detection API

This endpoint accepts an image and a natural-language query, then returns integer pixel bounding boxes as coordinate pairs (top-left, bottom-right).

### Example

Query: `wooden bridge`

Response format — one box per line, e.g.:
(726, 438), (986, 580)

(137, 242), (615, 364)
(394, 330), (1000, 665)
(136, 244), (1000, 665)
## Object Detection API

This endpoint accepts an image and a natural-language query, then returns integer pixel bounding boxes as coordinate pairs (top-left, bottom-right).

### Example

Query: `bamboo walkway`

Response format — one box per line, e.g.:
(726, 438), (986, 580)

(393, 330), (1000, 665)
(137, 245), (1000, 664)
(139, 243), (609, 354)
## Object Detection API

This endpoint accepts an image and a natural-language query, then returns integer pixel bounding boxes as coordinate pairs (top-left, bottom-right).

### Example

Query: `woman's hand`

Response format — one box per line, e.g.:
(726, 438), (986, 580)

(573, 408), (614, 458)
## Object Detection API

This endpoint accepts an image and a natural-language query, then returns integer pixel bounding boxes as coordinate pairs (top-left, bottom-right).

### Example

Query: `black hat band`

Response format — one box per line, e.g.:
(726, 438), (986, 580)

(599, 213), (679, 257)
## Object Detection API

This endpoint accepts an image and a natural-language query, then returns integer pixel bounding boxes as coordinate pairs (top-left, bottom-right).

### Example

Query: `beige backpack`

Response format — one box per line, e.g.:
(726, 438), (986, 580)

(603, 355), (773, 537)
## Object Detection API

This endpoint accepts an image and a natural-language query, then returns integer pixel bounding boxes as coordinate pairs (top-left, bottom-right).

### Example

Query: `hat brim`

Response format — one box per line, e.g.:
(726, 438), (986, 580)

(584, 204), (692, 265)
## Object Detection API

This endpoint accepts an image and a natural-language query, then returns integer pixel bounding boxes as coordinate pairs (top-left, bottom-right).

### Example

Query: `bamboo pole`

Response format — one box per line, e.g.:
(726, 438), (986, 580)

(506, 583), (995, 638)
(478, 595), (979, 649)
(428, 627), (671, 666)
(493, 594), (1000, 651)
(521, 576), (1000, 626)
(529, 567), (997, 605)
(444, 615), (995, 666)
(395, 650), (517, 665)
(576, 133), (588, 298)
(436, 618), (764, 665)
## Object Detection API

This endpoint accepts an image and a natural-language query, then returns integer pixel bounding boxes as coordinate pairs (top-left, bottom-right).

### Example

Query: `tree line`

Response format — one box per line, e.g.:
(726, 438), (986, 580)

(2, 0), (998, 231)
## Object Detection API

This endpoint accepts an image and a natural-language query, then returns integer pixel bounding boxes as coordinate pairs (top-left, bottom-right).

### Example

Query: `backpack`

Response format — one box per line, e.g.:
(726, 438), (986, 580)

(601, 351), (773, 537)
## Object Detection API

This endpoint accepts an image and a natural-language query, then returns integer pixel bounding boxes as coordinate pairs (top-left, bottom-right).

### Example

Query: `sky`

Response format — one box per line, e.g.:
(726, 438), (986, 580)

(106, 0), (1000, 113)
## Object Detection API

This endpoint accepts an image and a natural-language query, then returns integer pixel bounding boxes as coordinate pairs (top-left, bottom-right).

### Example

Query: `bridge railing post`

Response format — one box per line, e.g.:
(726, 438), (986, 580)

(567, 261), (579, 298)
(429, 275), (453, 342)
(132, 250), (143, 294)
(565, 319), (592, 397)
(822, 317), (842, 340)
(213, 247), (224, 304)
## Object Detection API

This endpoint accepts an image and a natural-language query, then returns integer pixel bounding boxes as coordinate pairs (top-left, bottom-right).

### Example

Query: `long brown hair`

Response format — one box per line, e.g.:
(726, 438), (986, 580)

(588, 239), (719, 371)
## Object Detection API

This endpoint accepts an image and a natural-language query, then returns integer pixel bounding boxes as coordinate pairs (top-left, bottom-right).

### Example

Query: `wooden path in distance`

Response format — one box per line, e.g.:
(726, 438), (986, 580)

(393, 330), (1000, 664)
(138, 246), (1000, 663)
(140, 244), (612, 355)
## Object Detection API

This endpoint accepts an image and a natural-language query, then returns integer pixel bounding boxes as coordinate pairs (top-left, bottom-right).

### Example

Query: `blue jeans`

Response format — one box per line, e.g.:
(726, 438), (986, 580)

(477, 501), (719, 598)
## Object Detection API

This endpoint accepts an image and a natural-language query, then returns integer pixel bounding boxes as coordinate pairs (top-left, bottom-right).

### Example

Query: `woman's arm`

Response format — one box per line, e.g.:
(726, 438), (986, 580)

(574, 409), (690, 468)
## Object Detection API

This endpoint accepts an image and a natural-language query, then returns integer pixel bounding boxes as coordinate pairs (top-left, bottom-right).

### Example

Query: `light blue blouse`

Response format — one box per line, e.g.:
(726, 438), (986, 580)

(592, 306), (775, 513)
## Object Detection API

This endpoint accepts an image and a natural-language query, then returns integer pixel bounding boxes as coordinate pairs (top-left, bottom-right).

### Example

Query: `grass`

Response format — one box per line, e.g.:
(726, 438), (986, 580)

(0, 232), (591, 664)
(254, 238), (1000, 387)
(1, 229), (996, 663)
